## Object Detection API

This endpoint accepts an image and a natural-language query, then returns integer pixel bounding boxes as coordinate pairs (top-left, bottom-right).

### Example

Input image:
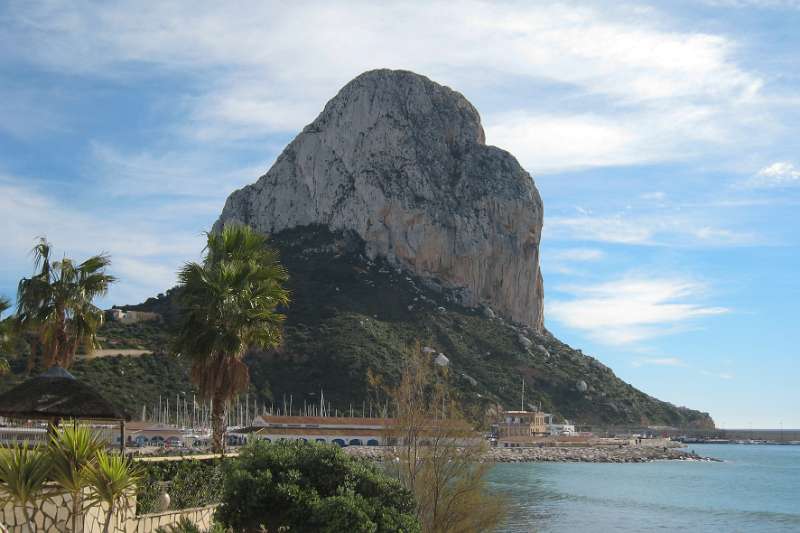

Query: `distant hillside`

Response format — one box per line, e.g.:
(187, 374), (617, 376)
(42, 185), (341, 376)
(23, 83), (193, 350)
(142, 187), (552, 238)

(110, 225), (713, 429)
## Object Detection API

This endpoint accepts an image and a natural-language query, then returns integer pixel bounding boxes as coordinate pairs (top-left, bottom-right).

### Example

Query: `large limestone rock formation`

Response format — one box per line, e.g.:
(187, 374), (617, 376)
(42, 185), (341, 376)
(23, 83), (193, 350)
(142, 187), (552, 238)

(216, 69), (544, 330)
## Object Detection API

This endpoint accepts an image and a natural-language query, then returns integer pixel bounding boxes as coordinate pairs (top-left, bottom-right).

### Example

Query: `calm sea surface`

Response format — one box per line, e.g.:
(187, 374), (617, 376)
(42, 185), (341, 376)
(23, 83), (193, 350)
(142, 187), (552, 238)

(488, 444), (800, 532)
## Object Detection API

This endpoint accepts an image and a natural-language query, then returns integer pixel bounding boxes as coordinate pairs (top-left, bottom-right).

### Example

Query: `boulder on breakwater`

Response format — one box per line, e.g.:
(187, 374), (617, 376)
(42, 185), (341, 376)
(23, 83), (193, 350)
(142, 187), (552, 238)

(343, 444), (720, 464)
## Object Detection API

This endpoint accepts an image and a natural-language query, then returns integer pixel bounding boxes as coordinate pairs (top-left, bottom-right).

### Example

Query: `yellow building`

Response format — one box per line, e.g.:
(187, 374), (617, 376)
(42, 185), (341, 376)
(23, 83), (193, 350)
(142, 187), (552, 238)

(497, 410), (548, 438)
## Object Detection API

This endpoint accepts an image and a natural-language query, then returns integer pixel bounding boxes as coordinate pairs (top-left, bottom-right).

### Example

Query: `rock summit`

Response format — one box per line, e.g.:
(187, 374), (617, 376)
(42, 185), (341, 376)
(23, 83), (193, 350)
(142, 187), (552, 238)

(216, 69), (544, 330)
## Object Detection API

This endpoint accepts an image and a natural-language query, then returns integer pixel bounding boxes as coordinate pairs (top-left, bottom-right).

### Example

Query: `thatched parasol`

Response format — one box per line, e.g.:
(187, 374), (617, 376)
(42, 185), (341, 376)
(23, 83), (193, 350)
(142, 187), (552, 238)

(0, 366), (127, 421)
(0, 366), (129, 450)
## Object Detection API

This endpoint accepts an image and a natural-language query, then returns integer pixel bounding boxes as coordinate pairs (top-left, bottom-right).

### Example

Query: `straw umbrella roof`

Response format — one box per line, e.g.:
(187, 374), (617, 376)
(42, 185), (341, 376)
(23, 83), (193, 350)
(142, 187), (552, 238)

(0, 366), (128, 421)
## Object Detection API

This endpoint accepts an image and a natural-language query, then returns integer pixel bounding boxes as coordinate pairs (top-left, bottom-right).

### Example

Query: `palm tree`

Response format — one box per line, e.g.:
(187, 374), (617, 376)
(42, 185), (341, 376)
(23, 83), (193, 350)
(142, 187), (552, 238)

(174, 225), (289, 453)
(84, 450), (142, 533)
(0, 443), (53, 532)
(16, 238), (116, 370)
(49, 425), (105, 532)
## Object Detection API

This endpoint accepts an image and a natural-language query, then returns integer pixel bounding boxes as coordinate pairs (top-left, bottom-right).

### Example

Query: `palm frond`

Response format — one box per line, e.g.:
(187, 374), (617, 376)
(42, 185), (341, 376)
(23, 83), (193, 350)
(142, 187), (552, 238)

(84, 450), (142, 521)
(0, 442), (53, 508)
(48, 424), (105, 495)
(30, 237), (52, 277)
(174, 225), (290, 451)
(15, 239), (116, 370)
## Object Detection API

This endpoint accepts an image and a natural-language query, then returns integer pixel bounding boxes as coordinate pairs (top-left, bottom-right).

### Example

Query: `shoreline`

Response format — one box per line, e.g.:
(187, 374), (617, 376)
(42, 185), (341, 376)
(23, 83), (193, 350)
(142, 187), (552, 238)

(344, 445), (721, 464)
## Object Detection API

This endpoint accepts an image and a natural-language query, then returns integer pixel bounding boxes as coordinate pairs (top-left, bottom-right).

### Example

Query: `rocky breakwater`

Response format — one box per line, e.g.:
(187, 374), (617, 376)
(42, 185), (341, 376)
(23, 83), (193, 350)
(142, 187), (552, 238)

(486, 446), (718, 463)
(344, 445), (719, 464)
(215, 69), (545, 330)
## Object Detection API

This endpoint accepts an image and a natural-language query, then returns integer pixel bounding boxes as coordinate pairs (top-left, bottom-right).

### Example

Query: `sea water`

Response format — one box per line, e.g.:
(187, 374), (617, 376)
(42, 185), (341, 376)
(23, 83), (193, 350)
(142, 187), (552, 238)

(488, 444), (800, 532)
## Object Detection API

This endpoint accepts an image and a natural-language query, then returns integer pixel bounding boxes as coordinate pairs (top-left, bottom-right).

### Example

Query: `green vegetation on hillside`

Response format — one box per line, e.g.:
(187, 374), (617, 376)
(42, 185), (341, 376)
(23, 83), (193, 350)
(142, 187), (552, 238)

(96, 320), (171, 352)
(242, 225), (713, 429)
(1, 225), (712, 428)
(70, 353), (195, 417)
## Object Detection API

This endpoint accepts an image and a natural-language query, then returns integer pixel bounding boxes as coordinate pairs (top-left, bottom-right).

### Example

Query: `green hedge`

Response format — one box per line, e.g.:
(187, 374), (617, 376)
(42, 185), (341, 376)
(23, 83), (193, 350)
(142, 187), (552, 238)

(216, 441), (420, 532)
(136, 457), (225, 515)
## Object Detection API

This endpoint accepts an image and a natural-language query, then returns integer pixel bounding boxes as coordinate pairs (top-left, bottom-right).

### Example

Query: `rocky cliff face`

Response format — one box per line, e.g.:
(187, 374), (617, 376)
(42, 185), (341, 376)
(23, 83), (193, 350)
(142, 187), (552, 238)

(216, 69), (545, 331)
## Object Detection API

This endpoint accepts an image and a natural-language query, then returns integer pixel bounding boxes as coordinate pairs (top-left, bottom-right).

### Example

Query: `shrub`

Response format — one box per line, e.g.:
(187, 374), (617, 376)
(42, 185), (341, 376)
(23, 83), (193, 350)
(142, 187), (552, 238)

(216, 440), (420, 532)
(137, 458), (224, 514)
(155, 517), (229, 533)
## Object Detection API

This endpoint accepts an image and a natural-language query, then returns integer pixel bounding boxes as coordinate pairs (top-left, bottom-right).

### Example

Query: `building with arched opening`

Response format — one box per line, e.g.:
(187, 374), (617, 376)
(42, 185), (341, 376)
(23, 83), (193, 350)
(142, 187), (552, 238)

(252, 415), (394, 446)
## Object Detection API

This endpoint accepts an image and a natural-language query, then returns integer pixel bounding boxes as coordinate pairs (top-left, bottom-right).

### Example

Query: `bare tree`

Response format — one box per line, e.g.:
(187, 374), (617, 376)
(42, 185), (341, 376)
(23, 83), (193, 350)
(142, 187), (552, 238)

(379, 344), (506, 533)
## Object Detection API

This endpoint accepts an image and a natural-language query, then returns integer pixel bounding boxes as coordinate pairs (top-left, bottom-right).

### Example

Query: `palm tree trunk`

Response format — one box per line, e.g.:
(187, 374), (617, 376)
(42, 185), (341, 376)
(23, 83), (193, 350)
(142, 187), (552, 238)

(22, 505), (35, 533)
(211, 391), (228, 455)
(71, 490), (81, 533)
(25, 334), (40, 374)
(102, 505), (114, 533)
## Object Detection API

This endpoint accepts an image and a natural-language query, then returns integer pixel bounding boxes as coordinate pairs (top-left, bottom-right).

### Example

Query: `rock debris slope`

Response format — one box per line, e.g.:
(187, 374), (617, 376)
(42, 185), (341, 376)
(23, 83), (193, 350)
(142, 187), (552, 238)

(216, 69), (545, 331)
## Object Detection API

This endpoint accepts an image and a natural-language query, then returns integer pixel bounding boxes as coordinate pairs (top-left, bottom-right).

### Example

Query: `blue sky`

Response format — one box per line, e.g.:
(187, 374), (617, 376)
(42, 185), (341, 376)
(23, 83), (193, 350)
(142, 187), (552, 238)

(1, 1), (798, 428)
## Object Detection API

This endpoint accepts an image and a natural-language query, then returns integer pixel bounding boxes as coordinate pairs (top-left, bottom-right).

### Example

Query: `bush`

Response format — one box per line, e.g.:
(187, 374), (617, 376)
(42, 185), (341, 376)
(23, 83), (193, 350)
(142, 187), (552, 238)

(156, 517), (229, 533)
(216, 441), (420, 532)
(137, 458), (225, 514)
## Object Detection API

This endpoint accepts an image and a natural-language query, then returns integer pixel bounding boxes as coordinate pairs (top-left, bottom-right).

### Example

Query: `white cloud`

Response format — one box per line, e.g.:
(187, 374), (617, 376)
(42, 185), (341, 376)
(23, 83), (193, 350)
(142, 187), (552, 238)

(0, 1), (770, 170)
(550, 248), (606, 262)
(632, 357), (687, 367)
(485, 101), (746, 172)
(183, 83), (320, 142)
(544, 247), (606, 276)
(0, 85), (64, 139)
(0, 175), (203, 305)
(485, 113), (639, 172)
(547, 277), (729, 345)
(702, 370), (735, 380)
(641, 191), (667, 202)
(701, 0), (800, 8)
(546, 211), (762, 247)
(743, 161), (800, 188)
(546, 214), (655, 245)
(88, 142), (267, 199)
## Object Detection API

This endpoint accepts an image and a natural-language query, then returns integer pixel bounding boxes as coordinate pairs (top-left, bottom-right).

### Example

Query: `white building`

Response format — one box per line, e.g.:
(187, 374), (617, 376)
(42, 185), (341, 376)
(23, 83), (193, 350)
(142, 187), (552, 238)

(547, 420), (576, 436)
(252, 415), (390, 446)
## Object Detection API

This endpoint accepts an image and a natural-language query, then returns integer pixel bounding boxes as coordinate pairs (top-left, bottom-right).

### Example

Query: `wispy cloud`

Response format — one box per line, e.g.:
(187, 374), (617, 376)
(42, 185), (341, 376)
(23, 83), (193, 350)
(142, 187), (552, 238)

(550, 248), (606, 262)
(88, 142), (267, 199)
(546, 211), (763, 247)
(546, 214), (655, 245)
(701, 0), (800, 9)
(701, 370), (735, 380)
(547, 276), (729, 345)
(0, 84), (65, 139)
(0, 1), (773, 172)
(632, 356), (735, 382)
(544, 247), (607, 276)
(742, 161), (800, 188)
(640, 191), (667, 202)
(632, 357), (687, 368)
(0, 174), (202, 304)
